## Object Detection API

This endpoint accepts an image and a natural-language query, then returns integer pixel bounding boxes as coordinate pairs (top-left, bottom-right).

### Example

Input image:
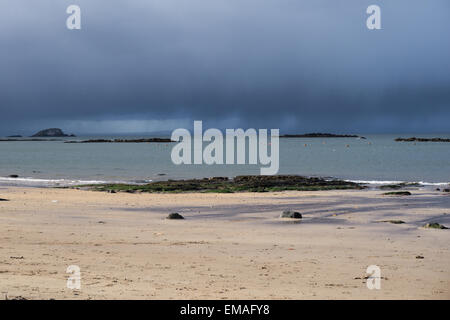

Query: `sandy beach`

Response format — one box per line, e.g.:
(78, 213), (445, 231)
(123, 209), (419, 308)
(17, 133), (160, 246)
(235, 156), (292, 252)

(0, 187), (449, 300)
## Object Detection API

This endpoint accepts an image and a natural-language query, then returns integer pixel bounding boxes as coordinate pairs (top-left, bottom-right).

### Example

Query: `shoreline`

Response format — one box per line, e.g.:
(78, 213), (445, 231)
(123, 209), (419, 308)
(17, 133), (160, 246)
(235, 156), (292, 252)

(0, 186), (449, 299)
(1, 175), (449, 190)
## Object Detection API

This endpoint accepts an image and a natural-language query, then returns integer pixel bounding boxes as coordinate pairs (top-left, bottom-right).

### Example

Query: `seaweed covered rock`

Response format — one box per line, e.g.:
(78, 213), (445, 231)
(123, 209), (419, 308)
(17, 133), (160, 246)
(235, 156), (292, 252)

(383, 191), (411, 196)
(280, 210), (302, 219)
(83, 175), (362, 193)
(378, 220), (405, 224)
(423, 223), (448, 229)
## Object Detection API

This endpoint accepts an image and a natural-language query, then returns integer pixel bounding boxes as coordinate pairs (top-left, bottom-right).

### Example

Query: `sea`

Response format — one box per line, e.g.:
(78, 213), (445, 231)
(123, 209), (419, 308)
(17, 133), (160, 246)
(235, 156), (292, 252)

(0, 134), (449, 188)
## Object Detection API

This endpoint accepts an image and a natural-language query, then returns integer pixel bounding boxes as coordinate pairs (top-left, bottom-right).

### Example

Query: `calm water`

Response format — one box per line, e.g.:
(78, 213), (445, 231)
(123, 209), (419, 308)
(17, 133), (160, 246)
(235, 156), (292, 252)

(0, 134), (449, 186)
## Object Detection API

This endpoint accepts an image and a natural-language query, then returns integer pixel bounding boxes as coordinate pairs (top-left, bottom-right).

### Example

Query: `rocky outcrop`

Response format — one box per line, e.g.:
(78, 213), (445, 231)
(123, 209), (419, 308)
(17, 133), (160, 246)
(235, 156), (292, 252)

(423, 223), (448, 229)
(379, 182), (421, 190)
(31, 128), (75, 137)
(395, 137), (450, 142)
(85, 175), (363, 193)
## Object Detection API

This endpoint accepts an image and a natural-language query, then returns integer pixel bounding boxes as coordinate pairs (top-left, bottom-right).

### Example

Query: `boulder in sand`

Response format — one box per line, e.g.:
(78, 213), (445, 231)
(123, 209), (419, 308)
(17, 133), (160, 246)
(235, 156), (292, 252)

(423, 223), (448, 229)
(167, 213), (184, 220)
(280, 210), (302, 219)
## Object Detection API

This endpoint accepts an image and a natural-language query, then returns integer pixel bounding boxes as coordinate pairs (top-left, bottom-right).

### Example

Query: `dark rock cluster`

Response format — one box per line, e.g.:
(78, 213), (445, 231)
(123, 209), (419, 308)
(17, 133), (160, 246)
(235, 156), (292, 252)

(395, 137), (450, 142)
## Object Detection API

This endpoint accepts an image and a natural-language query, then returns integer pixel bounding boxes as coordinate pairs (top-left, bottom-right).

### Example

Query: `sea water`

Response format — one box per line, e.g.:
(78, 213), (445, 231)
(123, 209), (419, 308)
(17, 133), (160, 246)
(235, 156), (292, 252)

(0, 134), (449, 187)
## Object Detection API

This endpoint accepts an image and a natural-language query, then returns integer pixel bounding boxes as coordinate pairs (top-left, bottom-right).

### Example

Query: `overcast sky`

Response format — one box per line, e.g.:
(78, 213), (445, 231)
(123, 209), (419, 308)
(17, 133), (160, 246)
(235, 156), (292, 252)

(1, 0), (449, 135)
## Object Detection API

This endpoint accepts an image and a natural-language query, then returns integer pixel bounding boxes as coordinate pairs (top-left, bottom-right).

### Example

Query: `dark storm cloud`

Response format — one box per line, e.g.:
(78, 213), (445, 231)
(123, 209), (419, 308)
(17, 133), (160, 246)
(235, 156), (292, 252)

(0, 0), (449, 134)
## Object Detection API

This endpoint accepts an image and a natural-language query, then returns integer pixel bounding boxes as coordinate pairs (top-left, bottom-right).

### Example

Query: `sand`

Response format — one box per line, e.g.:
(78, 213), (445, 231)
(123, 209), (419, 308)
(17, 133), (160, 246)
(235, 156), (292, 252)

(0, 187), (449, 299)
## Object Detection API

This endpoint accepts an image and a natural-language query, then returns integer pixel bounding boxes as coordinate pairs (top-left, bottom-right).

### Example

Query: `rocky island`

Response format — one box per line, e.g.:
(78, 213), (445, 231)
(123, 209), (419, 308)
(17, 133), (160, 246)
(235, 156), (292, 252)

(31, 128), (75, 137)
(395, 137), (450, 142)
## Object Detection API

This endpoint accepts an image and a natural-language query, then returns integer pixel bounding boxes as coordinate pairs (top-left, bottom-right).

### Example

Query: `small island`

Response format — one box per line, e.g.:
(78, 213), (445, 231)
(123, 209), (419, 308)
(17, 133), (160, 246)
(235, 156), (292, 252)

(395, 137), (450, 142)
(31, 128), (75, 137)
(280, 133), (366, 139)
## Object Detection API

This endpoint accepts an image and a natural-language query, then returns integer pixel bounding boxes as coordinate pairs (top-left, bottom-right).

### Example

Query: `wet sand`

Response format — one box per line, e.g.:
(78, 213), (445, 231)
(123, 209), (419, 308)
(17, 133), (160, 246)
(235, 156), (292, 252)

(0, 187), (449, 299)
